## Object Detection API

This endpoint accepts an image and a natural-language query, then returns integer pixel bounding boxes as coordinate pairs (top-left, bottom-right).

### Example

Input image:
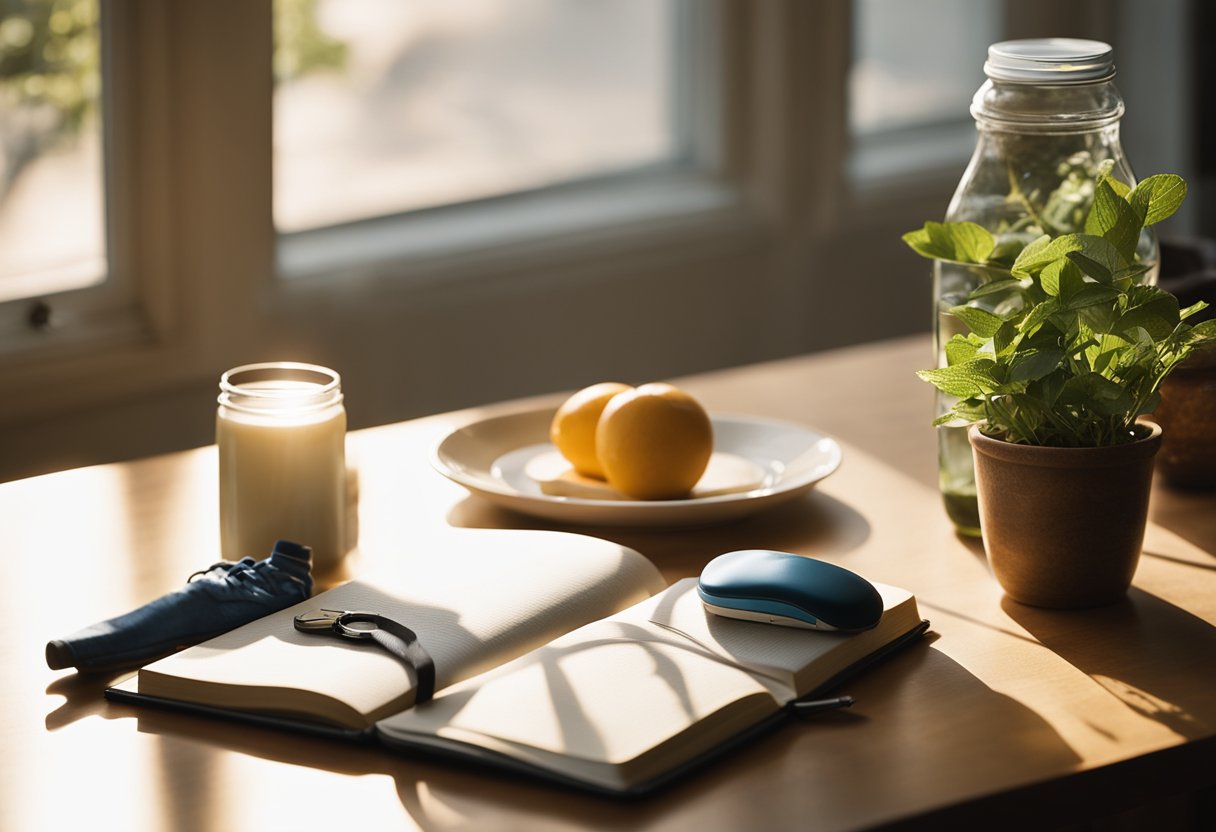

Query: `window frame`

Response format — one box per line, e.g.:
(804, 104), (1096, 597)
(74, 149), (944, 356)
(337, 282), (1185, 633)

(0, 0), (139, 352)
(272, 0), (736, 288)
(0, 0), (859, 480)
(0, 1), (789, 419)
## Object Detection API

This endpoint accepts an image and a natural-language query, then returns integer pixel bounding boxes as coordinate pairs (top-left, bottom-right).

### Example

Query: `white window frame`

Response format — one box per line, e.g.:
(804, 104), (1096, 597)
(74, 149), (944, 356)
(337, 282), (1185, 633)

(0, 1), (194, 421)
(0, 2), (153, 354)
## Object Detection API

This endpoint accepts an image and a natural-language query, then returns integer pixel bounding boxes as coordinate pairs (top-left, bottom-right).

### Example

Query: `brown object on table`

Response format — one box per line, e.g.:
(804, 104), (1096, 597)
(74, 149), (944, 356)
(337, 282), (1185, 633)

(1155, 344), (1216, 490)
(969, 422), (1162, 608)
(11, 335), (1216, 832)
(1156, 258), (1216, 490)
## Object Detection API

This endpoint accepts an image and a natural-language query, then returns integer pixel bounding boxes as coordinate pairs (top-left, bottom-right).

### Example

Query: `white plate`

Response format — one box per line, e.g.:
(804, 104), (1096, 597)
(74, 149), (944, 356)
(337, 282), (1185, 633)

(431, 407), (842, 528)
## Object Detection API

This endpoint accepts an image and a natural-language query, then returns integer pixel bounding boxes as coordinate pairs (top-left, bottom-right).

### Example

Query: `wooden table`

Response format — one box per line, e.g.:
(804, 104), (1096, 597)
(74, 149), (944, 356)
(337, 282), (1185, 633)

(5, 335), (1214, 831)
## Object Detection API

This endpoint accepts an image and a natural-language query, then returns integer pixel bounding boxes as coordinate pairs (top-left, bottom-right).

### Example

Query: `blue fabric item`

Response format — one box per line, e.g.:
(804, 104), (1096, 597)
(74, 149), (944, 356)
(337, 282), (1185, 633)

(46, 540), (314, 672)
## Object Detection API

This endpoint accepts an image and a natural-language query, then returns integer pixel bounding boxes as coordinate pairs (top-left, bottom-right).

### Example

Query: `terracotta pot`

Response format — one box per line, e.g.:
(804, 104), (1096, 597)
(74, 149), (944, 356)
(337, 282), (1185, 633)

(968, 422), (1163, 609)
(1153, 350), (1216, 489)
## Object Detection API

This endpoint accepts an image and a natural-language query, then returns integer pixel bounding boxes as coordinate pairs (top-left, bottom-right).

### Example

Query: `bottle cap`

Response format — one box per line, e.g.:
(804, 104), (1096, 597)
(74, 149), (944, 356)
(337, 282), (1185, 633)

(984, 39), (1114, 84)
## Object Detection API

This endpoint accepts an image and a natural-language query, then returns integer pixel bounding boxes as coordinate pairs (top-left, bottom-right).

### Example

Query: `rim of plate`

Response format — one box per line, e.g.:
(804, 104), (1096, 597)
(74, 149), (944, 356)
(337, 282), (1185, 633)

(430, 407), (842, 510)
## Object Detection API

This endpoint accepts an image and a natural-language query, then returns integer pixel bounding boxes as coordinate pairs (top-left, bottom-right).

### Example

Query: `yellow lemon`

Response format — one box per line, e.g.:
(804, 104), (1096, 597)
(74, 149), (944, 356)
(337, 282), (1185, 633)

(596, 383), (713, 500)
(550, 382), (633, 479)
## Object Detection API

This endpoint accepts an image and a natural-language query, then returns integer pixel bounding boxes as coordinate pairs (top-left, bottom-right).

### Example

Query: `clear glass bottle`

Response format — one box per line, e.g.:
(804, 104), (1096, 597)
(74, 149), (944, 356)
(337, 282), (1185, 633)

(934, 39), (1158, 535)
(217, 362), (347, 570)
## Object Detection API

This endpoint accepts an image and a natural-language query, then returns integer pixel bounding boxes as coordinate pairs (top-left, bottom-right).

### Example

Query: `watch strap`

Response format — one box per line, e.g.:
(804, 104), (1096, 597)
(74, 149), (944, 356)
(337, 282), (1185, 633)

(365, 617), (436, 704)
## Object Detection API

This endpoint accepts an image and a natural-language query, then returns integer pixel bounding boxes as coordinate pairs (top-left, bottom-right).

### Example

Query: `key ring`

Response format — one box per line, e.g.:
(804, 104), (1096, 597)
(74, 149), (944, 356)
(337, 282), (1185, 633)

(294, 608), (384, 639)
(293, 608), (436, 703)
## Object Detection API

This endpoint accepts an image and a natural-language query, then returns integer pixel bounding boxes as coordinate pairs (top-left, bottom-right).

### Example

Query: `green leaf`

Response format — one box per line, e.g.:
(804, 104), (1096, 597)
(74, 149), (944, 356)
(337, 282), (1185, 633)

(1011, 234), (1084, 277)
(1090, 332), (1131, 375)
(932, 222), (996, 263)
(1040, 259), (1088, 301)
(949, 305), (1005, 338)
(1039, 259), (1066, 296)
(1129, 174), (1186, 226)
(944, 335), (980, 365)
(1112, 262), (1153, 283)
(1116, 289), (1180, 340)
(1062, 372), (1125, 401)
(933, 398), (988, 427)
(1113, 331), (1155, 373)
(1066, 285), (1122, 310)
(1179, 300), (1209, 321)
(1027, 371), (1067, 409)
(1076, 297), (1121, 335)
(1066, 252), (1112, 283)
(987, 234), (1034, 265)
(901, 228), (937, 259)
(1063, 235), (1128, 284)
(1019, 322), (1064, 352)
(993, 320), (1019, 356)
(902, 221), (995, 263)
(1104, 174), (1131, 199)
(1084, 177), (1143, 260)
(1022, 297), (1063, 333)
(1060, 373), (1134, 416)
(1009, 348), (1064, 382)
(968, 277), (1028, 299)
(1185, 318), (1216, 343)
(917, 359), (998, 398)
(1058, 261), (1089, 301)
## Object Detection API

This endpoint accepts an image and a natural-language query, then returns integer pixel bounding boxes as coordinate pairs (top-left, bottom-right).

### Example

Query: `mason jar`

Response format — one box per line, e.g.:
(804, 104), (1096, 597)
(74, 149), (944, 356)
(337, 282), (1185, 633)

(217, 362), (347, 571)
(933, 39), (1158, 535)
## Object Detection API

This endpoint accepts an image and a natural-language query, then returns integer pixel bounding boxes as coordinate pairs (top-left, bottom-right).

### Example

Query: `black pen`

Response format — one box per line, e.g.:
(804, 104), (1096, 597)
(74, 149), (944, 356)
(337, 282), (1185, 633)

(790, 695), (854, 714)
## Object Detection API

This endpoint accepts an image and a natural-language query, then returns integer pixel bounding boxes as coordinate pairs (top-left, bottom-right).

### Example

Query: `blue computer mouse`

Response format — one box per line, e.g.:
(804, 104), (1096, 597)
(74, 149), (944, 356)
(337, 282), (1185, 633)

(697, 550), (883, 632)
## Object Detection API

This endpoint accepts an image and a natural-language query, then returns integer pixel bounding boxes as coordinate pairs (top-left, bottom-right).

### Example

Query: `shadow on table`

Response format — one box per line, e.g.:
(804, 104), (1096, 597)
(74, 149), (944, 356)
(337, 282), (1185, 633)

(118, 638), (1081, 832)
(45, 669), (135, 731)
(1147, 483), (1216, 559)
(1002, 588), (1216, 739)
(446, 489), (872, 578)
(1142, 549), (1216, 572)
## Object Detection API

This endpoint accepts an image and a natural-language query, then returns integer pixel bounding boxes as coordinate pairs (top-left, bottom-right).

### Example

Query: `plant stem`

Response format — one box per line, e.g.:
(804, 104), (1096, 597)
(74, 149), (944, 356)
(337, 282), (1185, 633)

(1005, 165), (1059, 236)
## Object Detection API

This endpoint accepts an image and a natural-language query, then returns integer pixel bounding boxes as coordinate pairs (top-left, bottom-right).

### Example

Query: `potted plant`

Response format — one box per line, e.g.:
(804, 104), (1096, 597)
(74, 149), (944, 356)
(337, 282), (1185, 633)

(907, 170), (1216, 608)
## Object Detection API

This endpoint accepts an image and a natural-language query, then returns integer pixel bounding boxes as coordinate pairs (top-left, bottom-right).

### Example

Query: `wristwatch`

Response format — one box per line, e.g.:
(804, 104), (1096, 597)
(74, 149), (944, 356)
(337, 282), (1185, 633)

(294, 609), (436, 703)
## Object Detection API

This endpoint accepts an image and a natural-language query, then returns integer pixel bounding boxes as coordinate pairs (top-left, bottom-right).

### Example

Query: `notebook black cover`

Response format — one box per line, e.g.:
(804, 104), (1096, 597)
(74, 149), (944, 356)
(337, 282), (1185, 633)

(105, 619), (929, 797)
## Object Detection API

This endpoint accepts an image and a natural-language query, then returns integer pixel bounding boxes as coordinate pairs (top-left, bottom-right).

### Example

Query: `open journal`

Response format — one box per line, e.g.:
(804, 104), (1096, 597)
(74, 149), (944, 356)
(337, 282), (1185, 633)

(107, 529), (927, 796)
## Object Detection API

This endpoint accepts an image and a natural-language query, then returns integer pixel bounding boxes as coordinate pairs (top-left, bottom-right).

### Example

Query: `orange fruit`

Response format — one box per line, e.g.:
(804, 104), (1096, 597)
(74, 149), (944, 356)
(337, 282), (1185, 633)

(550, 382), (633, 478)
(596, 383), (713, 500)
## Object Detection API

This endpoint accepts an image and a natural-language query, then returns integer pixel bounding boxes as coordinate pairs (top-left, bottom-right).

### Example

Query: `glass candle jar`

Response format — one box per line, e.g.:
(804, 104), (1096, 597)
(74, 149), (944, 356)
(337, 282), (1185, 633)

(217, 362), (347, 571)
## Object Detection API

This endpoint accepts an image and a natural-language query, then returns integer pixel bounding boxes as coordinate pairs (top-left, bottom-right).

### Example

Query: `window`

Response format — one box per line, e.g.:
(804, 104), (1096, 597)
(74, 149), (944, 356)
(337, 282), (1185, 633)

(1, 0), (756, 482)
(273, 0), (679, 234)
(0, 0), (106, 304)
(848, 0), (1001, 182)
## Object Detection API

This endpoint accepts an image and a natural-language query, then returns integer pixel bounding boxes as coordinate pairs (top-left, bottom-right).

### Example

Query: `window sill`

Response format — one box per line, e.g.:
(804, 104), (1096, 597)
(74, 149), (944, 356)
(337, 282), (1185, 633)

(847, 120), (975, 196)
(275, 165), (756, 294)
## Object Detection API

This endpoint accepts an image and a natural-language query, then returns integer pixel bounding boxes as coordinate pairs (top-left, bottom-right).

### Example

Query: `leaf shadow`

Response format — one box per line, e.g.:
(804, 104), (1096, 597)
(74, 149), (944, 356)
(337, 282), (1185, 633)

(111, 634), (1087, 830)
(1001, 588), (1216, 738)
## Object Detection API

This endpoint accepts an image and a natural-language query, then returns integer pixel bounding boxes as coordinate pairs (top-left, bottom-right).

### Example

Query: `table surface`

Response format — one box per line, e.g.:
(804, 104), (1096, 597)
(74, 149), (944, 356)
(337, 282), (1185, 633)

(5, 335), (1215, 832)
